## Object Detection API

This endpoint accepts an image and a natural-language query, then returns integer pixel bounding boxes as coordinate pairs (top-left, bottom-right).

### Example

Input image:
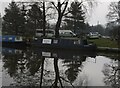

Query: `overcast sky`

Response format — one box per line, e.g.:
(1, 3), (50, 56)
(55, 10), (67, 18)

(0, 0), (119, 25)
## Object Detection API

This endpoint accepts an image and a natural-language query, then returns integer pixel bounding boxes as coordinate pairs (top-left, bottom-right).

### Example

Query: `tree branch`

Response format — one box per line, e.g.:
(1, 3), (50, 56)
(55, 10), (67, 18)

(61, 0), (68, 5)
(59, 77), (64, 88)
(62, 1), (69, 16)
(51, 2), (58, 11)
(63, 10), (70, 16)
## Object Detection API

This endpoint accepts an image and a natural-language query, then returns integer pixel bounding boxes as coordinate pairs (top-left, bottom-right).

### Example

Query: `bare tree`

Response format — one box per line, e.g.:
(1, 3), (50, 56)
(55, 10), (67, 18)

(51, 0), (69, 38)
(51, 0), (96, 38)
(107, 1), (120, 22)
(106, 1), (120, 46)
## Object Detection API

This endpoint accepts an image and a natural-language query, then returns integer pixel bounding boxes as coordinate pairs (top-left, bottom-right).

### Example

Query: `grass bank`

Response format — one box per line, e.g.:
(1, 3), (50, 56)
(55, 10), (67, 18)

(88, 38), (119, 48)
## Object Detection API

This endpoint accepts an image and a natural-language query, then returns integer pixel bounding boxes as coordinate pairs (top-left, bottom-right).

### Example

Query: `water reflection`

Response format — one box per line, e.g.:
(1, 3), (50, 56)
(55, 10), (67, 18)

(102, 53), (120, 87)
(2, 46), (120, 87)
(2, 47), (42, 86)
(63, 56), (86, 83)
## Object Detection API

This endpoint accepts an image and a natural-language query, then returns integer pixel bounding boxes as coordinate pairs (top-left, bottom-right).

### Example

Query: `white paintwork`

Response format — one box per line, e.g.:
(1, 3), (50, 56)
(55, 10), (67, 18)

(42, 39), (52, 44)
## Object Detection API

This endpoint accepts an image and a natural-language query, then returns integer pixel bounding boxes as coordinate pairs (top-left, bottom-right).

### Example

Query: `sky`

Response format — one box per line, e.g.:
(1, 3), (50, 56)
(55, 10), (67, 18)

(88, 2), (110, 26)
(0, 0), (119, 26)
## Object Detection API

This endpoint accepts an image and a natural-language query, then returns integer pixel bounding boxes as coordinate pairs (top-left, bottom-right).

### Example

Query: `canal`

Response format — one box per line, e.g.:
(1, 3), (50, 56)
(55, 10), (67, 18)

(1, 46), (120, 87)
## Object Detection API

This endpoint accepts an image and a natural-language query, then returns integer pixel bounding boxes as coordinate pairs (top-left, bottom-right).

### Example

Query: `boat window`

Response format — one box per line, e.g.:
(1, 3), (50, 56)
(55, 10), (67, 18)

(53, 39), (58, 44)
(74, 40), (81, 44)
(9, 37), (13, 40)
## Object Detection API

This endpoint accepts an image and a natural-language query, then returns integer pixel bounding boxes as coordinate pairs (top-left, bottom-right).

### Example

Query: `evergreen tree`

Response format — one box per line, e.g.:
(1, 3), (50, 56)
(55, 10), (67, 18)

(64, 1), (85, 36)
(2, 1), (26, 36)
(27, 3), (43, 36)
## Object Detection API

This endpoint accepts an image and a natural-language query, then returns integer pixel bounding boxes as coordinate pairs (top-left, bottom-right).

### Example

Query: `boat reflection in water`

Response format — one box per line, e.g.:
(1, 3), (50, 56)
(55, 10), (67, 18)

(1, 47), (120, 87)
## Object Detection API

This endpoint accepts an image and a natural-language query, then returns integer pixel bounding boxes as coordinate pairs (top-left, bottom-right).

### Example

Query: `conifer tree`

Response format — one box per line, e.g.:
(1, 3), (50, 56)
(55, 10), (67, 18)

(27, 3), (43, 36)
(2, 1), (26, 36)
(64, 1), (85, 35)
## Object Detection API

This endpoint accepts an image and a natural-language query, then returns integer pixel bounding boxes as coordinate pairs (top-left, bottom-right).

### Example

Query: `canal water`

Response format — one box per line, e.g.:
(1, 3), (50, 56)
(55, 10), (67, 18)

(1, 46), (120, 87)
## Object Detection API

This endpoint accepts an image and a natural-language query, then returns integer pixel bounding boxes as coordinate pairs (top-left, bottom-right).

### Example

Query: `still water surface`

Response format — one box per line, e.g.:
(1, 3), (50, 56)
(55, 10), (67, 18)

(1, 47), (120, 87)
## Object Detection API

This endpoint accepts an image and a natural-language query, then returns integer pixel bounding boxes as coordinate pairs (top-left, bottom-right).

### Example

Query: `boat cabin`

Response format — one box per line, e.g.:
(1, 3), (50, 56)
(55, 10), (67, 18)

(2, 35), (23, 42)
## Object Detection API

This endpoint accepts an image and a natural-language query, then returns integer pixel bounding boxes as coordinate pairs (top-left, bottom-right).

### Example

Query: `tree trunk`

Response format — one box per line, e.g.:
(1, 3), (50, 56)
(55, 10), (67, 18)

(118, 60), (120, 87)
(40, 58), (45, 88)
(54, 58), (59, 87)
(55, 14), (62, 38)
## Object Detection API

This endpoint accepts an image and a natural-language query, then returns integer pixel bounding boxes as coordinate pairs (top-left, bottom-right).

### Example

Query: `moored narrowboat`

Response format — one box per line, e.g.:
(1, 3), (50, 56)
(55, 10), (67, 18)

(1, 35), (28, 48)
(31, 38), (97, 51)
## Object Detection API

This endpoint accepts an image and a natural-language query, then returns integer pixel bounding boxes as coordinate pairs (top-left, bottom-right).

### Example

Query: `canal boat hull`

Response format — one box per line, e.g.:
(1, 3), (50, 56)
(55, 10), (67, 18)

(1, 35), (29, 49)
(31, 38), (97, 51)
(2, 41), (29, 50)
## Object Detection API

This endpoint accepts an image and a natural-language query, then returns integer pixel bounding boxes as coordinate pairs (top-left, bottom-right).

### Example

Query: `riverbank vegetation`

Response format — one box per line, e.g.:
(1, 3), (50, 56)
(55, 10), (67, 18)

(88, 38), (118, 48)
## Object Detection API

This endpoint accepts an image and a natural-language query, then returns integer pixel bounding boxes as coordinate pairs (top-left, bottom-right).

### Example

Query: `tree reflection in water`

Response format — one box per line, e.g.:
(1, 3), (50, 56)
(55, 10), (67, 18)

(2, 47), (96, 87)
(102, 54), (120, 87)
(63, 56), (86, 83)
(3, 49), (43, 86)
